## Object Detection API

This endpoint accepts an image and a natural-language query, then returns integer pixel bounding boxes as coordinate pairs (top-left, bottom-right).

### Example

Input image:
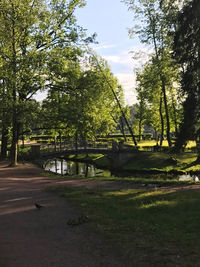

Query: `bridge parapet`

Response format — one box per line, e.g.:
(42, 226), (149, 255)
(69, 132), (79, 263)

(29, 142), (138, 170)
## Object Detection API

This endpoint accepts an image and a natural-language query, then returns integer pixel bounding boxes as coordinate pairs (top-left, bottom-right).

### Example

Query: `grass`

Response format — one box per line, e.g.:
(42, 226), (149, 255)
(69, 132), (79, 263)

(80, 151), (200, 173)
(56, 151), (200, 174)
(48, 186), (200, 266)
(43, 168), (199, 186)
(134, 140), (196, 148)
(122, 152), (200, 173)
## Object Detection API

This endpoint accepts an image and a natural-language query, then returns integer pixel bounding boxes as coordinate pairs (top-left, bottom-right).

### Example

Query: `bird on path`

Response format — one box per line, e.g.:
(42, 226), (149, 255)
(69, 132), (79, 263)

(35, 202), (44, 210)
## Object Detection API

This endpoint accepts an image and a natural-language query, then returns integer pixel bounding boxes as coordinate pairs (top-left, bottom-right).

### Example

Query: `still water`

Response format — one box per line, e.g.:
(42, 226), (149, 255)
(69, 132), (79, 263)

(44, 158), (199, 181)
(44, 159), (111, 177)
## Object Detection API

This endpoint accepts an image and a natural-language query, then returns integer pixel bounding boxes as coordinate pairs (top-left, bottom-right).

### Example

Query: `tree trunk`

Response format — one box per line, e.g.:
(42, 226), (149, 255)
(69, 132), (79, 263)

(10, 6), (18, 166)
(159, 92), (164, 146)
(1, 126), (8, 159)
(75, 131), (78, 151)
(162, 79), (172, 147)
(94, 55), (137, 146)
(139, 119), (142, 142)
(119, 117), (127, 142)
(111, 88), (137, 146)
(54, 136), (57, 151)
(154, 128), (158, 144)
(10, 114), (18, 166)
(171, 93), (178, 136)
(59, 131), (62, 151)
(1, 78), (8, 159)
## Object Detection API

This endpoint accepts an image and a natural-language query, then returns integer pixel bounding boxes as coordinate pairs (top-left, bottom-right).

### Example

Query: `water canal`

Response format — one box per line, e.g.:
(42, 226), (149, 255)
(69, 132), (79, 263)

(44, 158), (199, 181)
(44, 158), (111, 178)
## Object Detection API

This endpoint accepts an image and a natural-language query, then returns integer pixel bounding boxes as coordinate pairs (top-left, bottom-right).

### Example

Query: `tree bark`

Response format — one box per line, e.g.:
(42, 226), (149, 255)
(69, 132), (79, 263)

(139, 119), (142, 142)
(1, 126), (8, 159)
(119, 117), (127, 142)
(10, 114), (18, 166)
(1, 78), (8, 159)
(162, 79), (172, 147)
(10, 6), (18, 166)
(159, 92), (164, 146)
(171, 93), (178, 136)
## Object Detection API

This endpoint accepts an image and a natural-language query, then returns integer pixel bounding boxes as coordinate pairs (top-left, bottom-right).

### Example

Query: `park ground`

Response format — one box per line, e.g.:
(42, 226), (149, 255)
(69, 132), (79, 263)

(1, 160), (200, 266)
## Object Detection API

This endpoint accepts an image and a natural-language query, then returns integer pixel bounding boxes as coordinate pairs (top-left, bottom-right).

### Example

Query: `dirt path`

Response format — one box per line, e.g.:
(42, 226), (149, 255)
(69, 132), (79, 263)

(0, 161), (128, 267)
(1, 161), (200, 267)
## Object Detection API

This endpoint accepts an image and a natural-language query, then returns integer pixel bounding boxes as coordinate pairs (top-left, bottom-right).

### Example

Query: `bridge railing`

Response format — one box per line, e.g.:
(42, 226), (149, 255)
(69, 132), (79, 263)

(34, 140), (112, 156)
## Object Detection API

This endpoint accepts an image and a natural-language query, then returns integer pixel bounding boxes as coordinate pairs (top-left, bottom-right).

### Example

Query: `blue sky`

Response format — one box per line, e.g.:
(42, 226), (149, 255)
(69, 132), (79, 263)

(76, 0), (149, 105)
(36, 0), (149, 104)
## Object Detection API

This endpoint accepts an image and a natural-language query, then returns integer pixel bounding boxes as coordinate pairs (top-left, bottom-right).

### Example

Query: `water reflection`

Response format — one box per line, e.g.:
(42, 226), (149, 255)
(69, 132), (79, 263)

(44, 158), (200, 181)
(44, 159), (111, 178)
(178, 174), (199, 182)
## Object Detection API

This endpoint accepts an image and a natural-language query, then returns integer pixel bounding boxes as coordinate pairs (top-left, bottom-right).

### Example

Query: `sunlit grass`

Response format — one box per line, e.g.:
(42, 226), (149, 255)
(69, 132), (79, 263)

(140, 199), (176, 209)
(186, 140), (196, 148)
(126, 139), (196, 149)
(137, 140), (168, 147)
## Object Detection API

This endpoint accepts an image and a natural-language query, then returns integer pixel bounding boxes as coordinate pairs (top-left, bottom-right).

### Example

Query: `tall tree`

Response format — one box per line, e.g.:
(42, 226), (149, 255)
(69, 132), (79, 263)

(42, 55), (123, 142)
(134, 86), (147, 141)
(173, 0), (200, 160)
(123, 0), (181, 147)
(0, 0), (89, 165)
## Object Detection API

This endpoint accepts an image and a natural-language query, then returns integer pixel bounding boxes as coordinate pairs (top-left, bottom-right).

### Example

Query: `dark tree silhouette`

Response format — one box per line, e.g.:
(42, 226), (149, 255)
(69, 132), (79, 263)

(173, 0), (200, 160)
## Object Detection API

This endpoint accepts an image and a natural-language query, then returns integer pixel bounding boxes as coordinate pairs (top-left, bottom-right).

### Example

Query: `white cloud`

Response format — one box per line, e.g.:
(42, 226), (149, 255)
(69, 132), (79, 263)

(103, 45), (152, 72)
(93, 44), (116, 50)
(101, 45), (152, 105)
(103, 55), (122, 63)
(115, 73), (137, 106)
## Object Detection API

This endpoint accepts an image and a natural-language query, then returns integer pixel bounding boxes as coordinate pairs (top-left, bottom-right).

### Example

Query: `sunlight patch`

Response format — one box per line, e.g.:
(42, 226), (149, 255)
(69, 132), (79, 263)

(140, 200), (176, 209)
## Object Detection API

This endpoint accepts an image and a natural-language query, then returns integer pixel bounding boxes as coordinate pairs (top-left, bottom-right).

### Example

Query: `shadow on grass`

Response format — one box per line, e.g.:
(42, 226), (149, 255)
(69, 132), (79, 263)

(48, 186), (200, 266)
(182, 159), (200, 170)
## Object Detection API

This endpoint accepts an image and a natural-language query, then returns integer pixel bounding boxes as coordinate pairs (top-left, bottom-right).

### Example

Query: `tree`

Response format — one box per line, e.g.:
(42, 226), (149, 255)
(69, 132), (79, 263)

(135, 54), (181, 147)
(123, 0), (181, 147)
(42, 54), (123, 143)
(0, 0), (90, 165)
(90, 52), (138, 146)
(134, 87), (147, 141)
(173, 0), (200, 160)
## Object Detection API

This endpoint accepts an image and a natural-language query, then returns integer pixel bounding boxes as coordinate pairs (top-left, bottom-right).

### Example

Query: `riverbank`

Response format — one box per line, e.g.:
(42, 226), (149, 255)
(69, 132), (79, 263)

(57, 151), (200, 176)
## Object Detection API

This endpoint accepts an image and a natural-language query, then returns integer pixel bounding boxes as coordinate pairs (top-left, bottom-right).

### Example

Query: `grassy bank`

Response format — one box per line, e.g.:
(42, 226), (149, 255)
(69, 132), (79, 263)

(65, 152), (200, 174)
(49, 186), (200, 266)
(123, 152), (200, 173)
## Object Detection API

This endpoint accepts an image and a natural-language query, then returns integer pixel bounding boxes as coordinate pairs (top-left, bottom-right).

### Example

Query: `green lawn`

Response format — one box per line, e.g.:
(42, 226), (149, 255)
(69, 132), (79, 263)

(123, 152), (200, 173)
(49, 186), (200, 266)
(134, 140), (196, 148)
(67, 152), (200, 174)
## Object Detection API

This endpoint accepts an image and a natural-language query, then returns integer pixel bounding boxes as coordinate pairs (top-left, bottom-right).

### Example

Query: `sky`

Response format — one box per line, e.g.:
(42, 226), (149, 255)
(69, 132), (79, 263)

(35, 0), (149, 104)
(75, 0), (149, 105)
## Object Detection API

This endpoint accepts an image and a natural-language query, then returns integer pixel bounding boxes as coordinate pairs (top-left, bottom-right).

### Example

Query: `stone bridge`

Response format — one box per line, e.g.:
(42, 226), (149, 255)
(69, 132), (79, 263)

(30, 144), (138, 169)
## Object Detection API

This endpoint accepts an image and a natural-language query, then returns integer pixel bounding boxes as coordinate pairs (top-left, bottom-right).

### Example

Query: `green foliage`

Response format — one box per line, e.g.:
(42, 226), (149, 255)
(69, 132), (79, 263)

(173, 0), (200, 157)
(0, 0), (95, 163)
(42, 54), (123, 141)
(134, 56), (181, 141)
(123, 0), (182, 148)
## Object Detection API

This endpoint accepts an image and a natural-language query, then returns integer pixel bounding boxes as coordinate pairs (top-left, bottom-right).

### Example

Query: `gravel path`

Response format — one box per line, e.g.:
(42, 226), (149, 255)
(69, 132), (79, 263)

(0, 161), (127, 267)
